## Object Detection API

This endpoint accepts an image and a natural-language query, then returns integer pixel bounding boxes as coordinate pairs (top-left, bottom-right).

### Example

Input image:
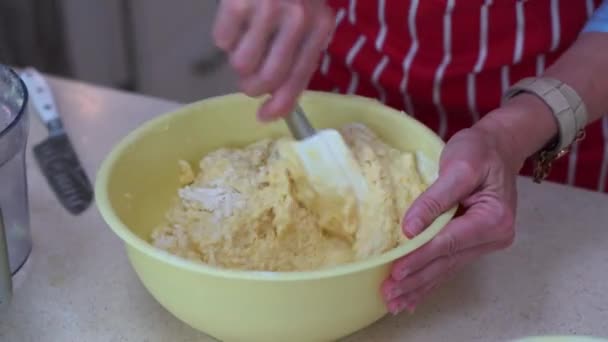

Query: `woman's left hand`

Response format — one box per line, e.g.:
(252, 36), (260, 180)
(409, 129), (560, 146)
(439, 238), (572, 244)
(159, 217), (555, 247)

(381, 116), (526, 315)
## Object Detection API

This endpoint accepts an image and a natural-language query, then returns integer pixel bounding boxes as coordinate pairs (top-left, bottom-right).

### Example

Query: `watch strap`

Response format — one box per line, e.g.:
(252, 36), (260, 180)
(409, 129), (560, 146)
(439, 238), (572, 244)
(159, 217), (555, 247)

(502, 77), (588, 154)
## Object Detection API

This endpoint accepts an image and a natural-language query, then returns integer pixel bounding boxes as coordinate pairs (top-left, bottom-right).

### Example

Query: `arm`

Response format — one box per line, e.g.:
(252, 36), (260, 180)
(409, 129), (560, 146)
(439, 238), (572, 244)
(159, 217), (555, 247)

(384, 2), (608, 315)
(477, 2), (608, 168)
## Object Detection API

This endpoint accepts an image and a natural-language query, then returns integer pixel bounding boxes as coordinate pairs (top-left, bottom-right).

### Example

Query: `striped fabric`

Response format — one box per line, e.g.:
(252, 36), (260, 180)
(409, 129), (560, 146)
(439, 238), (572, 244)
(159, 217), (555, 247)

(585, 0), (608, 32)
(309, 0), (608, 192)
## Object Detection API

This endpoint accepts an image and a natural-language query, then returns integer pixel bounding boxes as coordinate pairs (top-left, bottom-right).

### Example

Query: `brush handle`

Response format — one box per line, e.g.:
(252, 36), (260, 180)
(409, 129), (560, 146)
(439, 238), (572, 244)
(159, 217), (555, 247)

(19, 67), (64, 136)
(285, 104), (316, 140)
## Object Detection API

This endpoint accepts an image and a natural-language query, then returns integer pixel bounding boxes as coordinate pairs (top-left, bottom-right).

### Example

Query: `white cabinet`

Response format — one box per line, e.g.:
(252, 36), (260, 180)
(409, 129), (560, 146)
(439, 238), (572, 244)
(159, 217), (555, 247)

(127, 0), (237, 102)
(61, 0), (237, 103)
(61, 0), (130, 88)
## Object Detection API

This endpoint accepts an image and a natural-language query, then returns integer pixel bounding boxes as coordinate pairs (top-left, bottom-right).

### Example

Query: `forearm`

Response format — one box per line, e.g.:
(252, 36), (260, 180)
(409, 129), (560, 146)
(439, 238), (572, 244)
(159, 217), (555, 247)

(544, 32), (608, 123)
(476, 31), (608, 169)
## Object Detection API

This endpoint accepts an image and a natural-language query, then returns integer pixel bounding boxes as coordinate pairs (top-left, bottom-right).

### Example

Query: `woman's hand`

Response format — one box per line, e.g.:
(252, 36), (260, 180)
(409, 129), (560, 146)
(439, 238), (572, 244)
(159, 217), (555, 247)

(213, 0), (334, 121)
(381, 106), (535, 315)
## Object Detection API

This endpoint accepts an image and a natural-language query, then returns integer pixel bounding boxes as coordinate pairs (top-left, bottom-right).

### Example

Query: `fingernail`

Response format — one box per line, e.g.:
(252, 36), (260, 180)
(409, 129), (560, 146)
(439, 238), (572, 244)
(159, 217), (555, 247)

(387, 286), (403, 300)
(403, 218), (423, 238)
(406, 303), (416, 314)
(389, 300), (407, 316)
(395, 267), (409, 281)
(257, 112), (274, 122)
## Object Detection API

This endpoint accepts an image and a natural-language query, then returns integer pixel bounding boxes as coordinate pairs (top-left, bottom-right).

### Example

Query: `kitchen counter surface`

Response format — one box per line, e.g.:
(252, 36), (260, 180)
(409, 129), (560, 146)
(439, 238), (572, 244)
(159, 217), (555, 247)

(0, 76), (607, 342)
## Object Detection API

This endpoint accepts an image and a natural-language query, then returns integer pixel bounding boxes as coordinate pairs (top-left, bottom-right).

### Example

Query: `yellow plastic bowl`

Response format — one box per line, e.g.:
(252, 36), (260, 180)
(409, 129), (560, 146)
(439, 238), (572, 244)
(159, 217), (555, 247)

(95, 92), (456, 342)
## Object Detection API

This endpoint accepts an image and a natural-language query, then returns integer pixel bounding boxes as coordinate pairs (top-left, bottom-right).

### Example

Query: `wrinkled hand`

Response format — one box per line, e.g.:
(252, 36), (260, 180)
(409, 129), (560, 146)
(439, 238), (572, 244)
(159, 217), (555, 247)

(382, 123), (523, 315)
(213, 0), (334, 120)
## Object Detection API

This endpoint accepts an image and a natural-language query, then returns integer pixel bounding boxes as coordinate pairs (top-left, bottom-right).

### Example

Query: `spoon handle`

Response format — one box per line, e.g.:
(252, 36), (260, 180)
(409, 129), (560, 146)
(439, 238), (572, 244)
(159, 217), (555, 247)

(285, 104), (316, 140)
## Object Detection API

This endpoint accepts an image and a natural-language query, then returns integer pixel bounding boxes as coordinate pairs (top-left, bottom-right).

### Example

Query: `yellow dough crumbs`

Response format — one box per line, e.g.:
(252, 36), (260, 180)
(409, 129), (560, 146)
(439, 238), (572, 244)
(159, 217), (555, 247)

(151, 123), (428, 272)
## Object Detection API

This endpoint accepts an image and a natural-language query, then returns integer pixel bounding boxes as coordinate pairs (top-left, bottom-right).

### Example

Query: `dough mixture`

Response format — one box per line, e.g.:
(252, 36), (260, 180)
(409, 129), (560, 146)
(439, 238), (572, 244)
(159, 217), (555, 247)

(151, 123), (428, 271)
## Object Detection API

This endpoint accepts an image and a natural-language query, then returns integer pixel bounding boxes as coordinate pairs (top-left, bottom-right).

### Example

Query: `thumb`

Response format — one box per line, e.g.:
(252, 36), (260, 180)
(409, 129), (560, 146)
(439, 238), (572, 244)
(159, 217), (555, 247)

(403, 161), (479, 238)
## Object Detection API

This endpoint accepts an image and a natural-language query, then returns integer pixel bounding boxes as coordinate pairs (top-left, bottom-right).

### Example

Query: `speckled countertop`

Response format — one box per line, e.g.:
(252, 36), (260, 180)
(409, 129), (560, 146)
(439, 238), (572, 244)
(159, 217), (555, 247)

(0, 77), (607, 342)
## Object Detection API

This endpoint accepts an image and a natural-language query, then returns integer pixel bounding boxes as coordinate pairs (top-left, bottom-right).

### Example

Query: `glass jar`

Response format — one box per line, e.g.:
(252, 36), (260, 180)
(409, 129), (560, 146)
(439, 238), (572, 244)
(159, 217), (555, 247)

(0, 64), (31, 308)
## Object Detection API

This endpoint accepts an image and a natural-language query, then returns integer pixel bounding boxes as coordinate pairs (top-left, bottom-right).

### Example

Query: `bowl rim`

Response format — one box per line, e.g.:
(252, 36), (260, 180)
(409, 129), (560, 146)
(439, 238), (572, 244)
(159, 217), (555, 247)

(95, 91), (457, 282)
(0, 66), (29, 139)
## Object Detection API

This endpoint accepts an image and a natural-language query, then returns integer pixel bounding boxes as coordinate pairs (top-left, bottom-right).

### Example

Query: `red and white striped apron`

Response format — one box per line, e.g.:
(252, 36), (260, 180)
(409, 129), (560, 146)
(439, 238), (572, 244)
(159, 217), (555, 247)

(309, 0), (608, 192)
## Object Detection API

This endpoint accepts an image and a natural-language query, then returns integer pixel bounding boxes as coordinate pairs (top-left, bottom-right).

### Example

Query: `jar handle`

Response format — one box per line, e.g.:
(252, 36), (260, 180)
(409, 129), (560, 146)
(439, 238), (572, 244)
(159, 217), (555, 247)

(0, 207), (12, 308)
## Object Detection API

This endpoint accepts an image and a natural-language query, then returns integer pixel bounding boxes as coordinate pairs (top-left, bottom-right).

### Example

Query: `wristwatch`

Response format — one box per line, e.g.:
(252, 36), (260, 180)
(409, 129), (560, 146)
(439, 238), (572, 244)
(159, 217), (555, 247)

(502, 77), (588, 183)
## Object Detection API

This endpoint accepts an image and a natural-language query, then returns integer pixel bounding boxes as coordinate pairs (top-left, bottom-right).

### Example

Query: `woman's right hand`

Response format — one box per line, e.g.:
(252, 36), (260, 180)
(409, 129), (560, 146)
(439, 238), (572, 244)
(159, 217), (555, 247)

(213, 0), (334, 121)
